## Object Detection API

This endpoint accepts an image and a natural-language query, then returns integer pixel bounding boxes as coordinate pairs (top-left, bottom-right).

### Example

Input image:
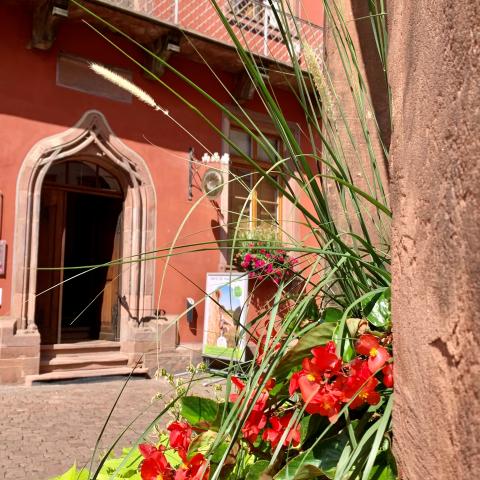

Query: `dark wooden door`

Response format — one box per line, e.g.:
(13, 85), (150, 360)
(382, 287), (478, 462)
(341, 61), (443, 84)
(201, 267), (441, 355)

(99, 203), (123, 341)
(35, 188), (66, 344)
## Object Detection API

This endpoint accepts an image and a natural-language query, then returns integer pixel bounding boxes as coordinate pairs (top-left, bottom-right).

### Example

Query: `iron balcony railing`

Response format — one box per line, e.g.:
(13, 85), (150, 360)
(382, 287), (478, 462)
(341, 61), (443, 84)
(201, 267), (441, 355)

(98, 0), (323, 67)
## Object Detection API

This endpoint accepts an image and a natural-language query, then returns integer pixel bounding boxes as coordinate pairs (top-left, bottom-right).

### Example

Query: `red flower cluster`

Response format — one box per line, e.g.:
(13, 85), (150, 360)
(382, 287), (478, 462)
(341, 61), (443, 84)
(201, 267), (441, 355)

(262, 413), (301, 447)
(230, 376), (300, 447)
(139, 444), (174, 480)
(236, 247), (297, 284)
(289, 336), (392, 422)
(139, 421), (209, 480)
(229, 376), (274, 443)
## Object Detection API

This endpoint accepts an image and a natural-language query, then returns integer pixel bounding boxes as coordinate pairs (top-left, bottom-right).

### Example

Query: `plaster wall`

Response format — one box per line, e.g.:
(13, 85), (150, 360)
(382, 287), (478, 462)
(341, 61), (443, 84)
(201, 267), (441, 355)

(388, 0), (480, 478)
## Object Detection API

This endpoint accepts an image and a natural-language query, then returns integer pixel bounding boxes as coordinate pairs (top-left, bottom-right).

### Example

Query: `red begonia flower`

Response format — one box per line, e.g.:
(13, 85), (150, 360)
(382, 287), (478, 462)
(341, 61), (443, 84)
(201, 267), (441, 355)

(348, 376), (381, 409)
(167, 421), (192, 452)
(289, 371), (302, 396)
(297, 376), (342, 420)
(340, 359), (381, 409)
(242, 408), (268, 443)
(262, 413), (301, 447)
(231, 375), (245, 390)
(139, 443), (158, 458)
(355, 334), (391, 372)
(175, 453), (210, 480)
(229, 375), (273, 443)
(310, 341), (342, 377)
(139, 444), (175, 480)
(382, 363), (394, 388)
(300, 357), (325, 383)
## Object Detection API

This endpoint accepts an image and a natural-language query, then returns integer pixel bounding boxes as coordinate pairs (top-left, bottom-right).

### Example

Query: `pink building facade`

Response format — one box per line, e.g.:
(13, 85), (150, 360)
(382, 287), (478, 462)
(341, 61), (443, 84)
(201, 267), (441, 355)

(0, 0), (323, 383)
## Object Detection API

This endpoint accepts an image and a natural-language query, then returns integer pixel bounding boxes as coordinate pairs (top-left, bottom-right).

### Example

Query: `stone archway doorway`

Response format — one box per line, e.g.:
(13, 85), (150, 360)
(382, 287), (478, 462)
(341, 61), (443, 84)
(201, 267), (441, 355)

(35, 160), (124, 344)
(9, 110), (157, 380)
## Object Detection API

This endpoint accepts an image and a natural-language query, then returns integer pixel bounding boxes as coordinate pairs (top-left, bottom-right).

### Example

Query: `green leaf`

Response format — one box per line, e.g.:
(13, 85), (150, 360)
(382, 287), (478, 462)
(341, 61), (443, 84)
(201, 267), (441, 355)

(180, 396), (220, 429)
(367, 451), (397, 480)
(273, 322), (336, 379)
(323, 307), (343, 323)
(364, 289), (391, 329)
(188, 430), (231, 464)
(275, 429), (349, 480)
(300, 414), (325, 445)
(99, 447), (142, 479)
(159, 433), (183, 467)
(246, 460), (271, 480)
(342, 341), (355, 362)
(51, 464), (90, 480)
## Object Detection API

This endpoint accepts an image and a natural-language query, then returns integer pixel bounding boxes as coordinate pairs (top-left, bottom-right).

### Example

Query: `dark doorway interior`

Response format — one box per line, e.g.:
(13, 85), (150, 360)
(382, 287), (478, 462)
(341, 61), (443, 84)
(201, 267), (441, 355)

(61, 192), (122, 342)
(35, 161), (123, 344)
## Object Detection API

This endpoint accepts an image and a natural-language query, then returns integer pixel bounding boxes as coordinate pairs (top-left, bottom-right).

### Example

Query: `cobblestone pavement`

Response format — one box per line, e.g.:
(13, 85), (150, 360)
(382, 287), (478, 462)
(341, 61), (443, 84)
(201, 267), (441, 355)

(0, 376), (217, 480)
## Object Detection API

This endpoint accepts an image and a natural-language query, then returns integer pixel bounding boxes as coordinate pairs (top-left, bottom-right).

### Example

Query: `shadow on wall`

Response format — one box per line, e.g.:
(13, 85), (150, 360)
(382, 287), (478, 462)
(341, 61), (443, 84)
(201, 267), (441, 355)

(350, 1), (391, 178)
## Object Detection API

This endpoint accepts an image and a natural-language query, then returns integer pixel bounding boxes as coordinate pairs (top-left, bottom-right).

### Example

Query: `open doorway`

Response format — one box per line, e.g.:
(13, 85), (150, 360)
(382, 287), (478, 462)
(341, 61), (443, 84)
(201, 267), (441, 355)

(35, 160), (124, 344)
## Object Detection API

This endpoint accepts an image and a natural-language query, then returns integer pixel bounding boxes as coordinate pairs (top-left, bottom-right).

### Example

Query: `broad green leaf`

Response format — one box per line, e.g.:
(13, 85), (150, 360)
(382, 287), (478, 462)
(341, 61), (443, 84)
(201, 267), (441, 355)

(180, 396), (220, 429)
(246, 460), (271, 480)
(51, 464), (90, 480)
(323, 307), (343, 323)
(299, 414), (325, 444)
(275, 429), (349, 480)
(364, 289), (391, 329)
(367, 451), (397, 480)
(100, 447), (142, 478)
(188, 430), (230, 464)
(273, 322), (336, 379)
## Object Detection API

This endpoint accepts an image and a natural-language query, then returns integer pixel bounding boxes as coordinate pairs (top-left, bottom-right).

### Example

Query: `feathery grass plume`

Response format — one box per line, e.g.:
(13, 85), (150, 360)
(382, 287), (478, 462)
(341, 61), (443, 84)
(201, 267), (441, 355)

(303, 43), (334, 117)
(89, 63), (168, 114)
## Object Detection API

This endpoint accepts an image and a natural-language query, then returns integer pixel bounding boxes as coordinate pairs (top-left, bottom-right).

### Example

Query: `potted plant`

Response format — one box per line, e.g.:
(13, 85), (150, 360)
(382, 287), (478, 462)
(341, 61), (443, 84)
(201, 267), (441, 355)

(232, 226), (297, 284)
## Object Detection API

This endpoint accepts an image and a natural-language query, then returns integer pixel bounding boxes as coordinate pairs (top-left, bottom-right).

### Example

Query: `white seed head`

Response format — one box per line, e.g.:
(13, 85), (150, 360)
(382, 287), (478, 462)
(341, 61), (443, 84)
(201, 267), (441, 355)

(303, 44), (334, 116)
(89, 63), (168, 114)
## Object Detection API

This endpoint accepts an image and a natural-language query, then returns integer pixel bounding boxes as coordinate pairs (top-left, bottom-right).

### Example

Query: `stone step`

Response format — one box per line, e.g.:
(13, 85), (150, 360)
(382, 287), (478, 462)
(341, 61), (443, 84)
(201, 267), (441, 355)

(40, 352), (129, 373)
(41, 341), (121, 356)
(25, 366), (149, 386)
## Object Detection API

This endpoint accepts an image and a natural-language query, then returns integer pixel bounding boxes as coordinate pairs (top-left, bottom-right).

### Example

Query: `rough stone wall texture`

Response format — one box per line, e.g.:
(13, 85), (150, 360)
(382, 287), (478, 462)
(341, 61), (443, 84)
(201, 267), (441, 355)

(389, 1), (480, 478)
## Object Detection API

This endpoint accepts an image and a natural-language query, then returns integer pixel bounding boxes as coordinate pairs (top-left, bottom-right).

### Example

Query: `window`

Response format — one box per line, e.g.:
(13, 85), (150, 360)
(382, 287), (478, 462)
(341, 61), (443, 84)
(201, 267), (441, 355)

(44, 161), (122, 195)
(228, 128), (282, 236)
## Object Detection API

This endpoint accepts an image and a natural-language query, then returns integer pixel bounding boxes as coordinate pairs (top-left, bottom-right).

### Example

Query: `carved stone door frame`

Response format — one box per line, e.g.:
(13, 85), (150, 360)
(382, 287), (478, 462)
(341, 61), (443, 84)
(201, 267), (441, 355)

(12, 110), (157, 343)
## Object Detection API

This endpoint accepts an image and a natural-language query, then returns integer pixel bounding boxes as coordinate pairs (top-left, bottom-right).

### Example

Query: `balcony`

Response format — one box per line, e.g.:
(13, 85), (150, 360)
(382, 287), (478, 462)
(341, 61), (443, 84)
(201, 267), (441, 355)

(96, 0), (323, 67)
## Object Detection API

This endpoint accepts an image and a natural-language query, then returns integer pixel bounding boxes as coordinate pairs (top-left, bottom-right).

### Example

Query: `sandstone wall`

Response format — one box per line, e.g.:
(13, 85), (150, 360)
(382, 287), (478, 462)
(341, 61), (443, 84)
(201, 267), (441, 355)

(323, 1), (390, 246)
(389, 1), (480, 478)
